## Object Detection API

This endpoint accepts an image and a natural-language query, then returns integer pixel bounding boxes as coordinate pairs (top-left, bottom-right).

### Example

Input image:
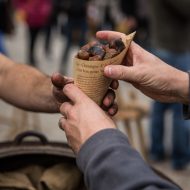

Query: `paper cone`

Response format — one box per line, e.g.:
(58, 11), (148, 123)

(73, 32), (136, 105)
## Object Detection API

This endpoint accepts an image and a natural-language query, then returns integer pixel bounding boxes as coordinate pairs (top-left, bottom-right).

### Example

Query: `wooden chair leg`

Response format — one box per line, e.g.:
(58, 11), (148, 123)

(124, 120), (133, 146)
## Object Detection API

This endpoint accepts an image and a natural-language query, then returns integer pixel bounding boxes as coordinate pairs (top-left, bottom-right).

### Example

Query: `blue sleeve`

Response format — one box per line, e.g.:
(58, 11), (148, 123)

(76, 129), (181, 190)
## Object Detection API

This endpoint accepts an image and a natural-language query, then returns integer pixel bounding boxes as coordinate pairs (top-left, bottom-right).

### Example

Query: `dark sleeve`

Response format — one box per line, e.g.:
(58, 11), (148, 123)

(183, 104), (190, 119)
(76, 129), (181, 190)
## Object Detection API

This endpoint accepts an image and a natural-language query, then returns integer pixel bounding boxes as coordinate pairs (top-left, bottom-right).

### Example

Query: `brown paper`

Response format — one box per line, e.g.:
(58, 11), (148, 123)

(73, 32), (136, 105)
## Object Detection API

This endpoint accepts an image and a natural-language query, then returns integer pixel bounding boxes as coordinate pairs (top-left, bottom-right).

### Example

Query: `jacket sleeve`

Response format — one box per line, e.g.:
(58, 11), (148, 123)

(76, 129), (181, 190)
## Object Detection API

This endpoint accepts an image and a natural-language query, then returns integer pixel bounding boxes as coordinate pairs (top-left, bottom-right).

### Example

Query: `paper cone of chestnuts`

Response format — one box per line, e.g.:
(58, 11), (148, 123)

(73, 32), (136, 105)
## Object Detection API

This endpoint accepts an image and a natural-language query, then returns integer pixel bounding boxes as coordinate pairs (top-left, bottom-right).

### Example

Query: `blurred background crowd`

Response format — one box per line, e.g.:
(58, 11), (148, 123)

(0, 0), (190, 189)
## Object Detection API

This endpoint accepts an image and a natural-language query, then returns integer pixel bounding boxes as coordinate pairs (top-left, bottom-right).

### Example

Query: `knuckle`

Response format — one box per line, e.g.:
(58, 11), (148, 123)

(119, 70), (126, 79)
(113, 66), (126, 80)
(63, 123), (68, 131)
(64, 83), (72, 92)
(60, 102), (67, 111)
(68, 108), (77, 120)
(68, 108), (74, 117)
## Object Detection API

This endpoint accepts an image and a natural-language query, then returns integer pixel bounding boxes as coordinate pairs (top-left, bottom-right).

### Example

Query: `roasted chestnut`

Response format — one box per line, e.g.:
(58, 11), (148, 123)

(77, 38), (125, 61)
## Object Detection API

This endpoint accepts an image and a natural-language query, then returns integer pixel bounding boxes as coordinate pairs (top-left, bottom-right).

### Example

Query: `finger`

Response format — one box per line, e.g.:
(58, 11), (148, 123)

(102, 89), (116, 108)
(104, 65), (136, 82)
(51, 72), (74, 89)
(108, 103), (118, 116)
(58, 116), (66, 130)
(96, 32), (142, 62)
(110, 80), (119, 90)
(52, 86), (69, 103)
(63, 84), (88, 104)
(96, 31), (126, 41)
(60, 102), (73, 118)
(126, 42), (147, 65)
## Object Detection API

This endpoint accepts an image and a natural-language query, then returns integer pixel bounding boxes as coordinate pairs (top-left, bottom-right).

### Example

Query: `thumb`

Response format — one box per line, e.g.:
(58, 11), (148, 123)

(63, 84), (88, 104)
(104, 65), (136, 82)
(51, 73), (73, 89)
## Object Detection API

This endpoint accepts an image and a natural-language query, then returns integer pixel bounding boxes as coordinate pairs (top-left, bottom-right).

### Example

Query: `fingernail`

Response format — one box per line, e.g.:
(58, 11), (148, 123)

(105, 66), (112, 76)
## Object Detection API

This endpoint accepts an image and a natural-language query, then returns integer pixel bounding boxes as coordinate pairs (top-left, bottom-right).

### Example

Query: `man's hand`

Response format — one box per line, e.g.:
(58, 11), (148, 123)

(96, 31), (189, 104)
(59, 84), (116, 154)
(51, 72), (119, 116)
(51, 72), (74, 104)
(101, 80), (119, 116)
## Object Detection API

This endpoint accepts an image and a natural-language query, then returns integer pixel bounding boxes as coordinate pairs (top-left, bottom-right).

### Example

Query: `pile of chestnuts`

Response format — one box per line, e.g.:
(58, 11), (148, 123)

(77, 38), (125, 61)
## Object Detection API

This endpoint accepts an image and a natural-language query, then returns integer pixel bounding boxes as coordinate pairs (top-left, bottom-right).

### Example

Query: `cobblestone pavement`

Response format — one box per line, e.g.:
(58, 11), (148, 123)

(0, 22), (189, 189)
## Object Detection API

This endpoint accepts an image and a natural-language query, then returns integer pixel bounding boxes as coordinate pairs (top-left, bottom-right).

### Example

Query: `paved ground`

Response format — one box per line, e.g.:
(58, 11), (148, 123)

(0, 22), (189, 189)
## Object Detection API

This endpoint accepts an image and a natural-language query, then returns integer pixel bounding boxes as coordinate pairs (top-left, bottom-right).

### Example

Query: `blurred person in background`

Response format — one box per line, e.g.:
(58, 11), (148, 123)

(148, 0), (190, 170)
(117, 0), (137, 34)
(13, 0), (52, 66)
(44, 0), (64, 59)
(119, 0), (150, 49)
(134, 0), (150, 49)
(0, 0), (14, 55)
(87, 0), (128, 36)
(59, 0), (89, 74)
(43, 0), (56, 59)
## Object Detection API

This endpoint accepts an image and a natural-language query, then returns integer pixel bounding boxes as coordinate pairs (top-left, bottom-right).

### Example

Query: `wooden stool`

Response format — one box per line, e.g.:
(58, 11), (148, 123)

(114, 90), (149, 161)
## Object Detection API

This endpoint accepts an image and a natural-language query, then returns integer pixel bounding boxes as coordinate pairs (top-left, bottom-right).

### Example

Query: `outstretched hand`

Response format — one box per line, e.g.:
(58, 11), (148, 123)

(51, 72), (74, 104)
(96, 31), (189, 104)
(59, 84), (116, 154)
(51, 72), (119, 116)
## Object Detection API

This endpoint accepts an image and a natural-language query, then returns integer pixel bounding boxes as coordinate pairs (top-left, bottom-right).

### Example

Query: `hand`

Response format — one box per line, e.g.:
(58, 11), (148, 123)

(101, 80), (119, 116)
(51, 72), (119, 116)
(59, 84), (116, 154)
(51, 72), (74, 105)
(96, 31), (189, 104)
